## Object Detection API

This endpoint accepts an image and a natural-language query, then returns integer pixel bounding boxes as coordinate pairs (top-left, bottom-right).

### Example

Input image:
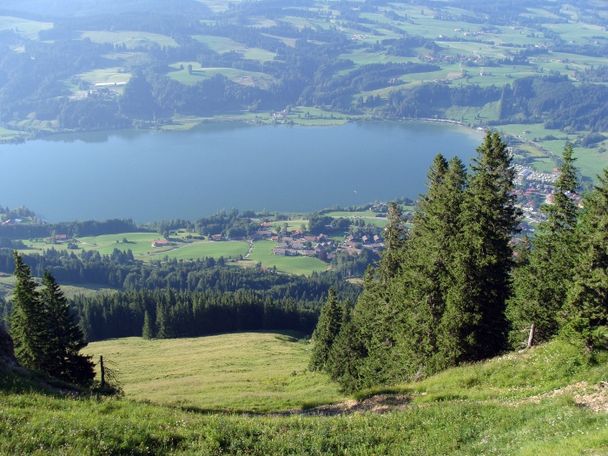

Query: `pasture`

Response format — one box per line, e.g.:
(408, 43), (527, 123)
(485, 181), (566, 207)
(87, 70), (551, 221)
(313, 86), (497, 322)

(81, 31), (178, 49)
(193, 35), (276, 62)
(20, 232), (249, 262)
(0, 16), (52, 40)
(325, 210), (388, 228)
(77, 68), (132, 87)
(85, 332), (344, 412)
(245, 240), (329, 276)
(0, 274), (115, 300)
(168, 62), (276, 89)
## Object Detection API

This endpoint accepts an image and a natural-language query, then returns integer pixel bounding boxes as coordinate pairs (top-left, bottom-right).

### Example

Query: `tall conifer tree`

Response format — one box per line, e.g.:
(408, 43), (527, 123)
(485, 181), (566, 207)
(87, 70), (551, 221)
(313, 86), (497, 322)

(9, 252), (46, 370)
(561, 169), (608, 349)
(440, 132), (520, 363)
(309, 289), (343, 371)
(39, 271), (95, 385)
(395, 155), (468, 373)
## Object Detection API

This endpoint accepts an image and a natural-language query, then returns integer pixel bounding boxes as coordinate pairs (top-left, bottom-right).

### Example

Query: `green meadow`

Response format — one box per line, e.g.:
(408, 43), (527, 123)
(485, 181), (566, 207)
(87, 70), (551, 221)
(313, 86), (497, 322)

(193, 35), (276, 62)
(3, 338), (608, 454)
(81, 31), (178, 49)
(85, 332), (344, 413)
(77, 68), (132, 86)
(168, 62), (276, 89)
(325, 210), (388, 228)
(20, 232), (249, 262)
(0, 15), (53, 40)
(244, 240), (329, 276)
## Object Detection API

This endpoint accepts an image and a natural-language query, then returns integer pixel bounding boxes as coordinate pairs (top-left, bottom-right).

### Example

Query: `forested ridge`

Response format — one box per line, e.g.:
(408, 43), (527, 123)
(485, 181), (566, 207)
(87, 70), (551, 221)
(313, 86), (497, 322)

(311, 131), (608, 392)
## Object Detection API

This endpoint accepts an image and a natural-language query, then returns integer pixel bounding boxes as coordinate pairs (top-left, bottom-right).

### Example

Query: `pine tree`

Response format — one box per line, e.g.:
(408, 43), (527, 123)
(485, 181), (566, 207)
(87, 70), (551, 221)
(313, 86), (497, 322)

(379, 202), (408, 281)
(142, 310), (156, 339)
(395, 155), (468, 373)
(440, 131), (520, 363)
(561, 169), (608, 349)
(508, 144), (579, 347)
(309, 289), (343, 371)
(326, 308), (366, 391)
(39, 271), (95, 386)
(9, 252), (46, 370)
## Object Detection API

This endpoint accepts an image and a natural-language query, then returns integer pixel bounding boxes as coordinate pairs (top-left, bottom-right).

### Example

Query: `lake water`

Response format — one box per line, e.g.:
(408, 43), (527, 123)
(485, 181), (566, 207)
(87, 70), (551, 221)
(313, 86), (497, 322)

(0, 122), (482, 222)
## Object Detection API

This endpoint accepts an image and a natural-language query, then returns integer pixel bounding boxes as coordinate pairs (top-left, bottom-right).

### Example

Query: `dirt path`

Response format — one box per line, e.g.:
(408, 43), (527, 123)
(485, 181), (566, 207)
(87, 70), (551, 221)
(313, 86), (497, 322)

(277, 394), (411, 417)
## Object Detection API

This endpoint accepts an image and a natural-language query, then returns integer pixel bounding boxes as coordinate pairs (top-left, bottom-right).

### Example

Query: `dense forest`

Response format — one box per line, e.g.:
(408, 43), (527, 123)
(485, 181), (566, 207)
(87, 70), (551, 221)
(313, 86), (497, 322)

(310, 132), (608, 391)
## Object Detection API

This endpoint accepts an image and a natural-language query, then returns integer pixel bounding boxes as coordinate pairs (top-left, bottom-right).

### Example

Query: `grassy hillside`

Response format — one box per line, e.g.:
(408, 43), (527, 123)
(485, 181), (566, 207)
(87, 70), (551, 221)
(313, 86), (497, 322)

(20, 232), (249, 262)
(2, 338), (608, 455)
(85, 332), (344, 412)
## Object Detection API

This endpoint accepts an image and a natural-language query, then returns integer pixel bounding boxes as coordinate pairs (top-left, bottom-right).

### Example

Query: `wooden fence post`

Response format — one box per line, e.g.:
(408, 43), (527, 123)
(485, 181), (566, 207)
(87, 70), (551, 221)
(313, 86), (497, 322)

(100, 355), (105, 388)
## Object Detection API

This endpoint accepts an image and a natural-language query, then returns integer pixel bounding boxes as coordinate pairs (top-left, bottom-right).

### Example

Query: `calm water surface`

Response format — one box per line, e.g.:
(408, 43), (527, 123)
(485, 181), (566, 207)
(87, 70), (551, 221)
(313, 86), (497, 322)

(0, 122), (482, 222)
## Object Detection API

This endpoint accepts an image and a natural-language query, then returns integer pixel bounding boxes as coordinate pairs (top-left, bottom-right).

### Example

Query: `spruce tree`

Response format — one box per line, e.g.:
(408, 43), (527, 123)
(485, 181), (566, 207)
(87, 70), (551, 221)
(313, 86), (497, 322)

(395, 155), (468, 374)
(9, 252), (46, 370)
(309, 289), (343, 371)
(508, 144), (579, 347)
(142, 310), (156, 339)
(39, 271), (95, 386)
(561, 169), (608, 349)
(379, 202), (408, 281)
(440, 132), (520, 363)
(326, 308), (366, 391)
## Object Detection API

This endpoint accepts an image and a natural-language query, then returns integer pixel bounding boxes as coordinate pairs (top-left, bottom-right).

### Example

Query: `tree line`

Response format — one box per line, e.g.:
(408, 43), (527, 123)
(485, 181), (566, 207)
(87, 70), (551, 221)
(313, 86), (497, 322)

(310, 131), (608, 392)
(72, 289), (321, 342)
(0, 218), (140, 241)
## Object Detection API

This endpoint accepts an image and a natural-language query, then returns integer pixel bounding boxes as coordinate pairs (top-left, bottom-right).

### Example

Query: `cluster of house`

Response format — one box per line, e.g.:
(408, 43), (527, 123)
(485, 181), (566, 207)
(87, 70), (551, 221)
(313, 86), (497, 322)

(513, 164), (583, 228)
(338, 234), (384, 256)
(272, 232), (335, 259)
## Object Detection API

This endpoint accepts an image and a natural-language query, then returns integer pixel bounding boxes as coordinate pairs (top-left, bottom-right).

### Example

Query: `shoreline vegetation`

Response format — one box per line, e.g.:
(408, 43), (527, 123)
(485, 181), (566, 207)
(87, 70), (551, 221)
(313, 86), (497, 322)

(0, 111), (481, 144)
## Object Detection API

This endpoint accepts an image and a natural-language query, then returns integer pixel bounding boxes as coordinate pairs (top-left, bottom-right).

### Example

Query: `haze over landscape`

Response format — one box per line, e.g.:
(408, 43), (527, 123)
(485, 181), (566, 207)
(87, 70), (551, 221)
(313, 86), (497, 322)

(1, 1), (608, 454)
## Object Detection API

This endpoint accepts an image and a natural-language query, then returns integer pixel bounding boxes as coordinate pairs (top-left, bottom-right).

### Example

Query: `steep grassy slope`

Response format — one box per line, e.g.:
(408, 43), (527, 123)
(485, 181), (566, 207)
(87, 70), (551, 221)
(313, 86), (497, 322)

(85, 333), (345, 412)
(1, 338), (607, 455)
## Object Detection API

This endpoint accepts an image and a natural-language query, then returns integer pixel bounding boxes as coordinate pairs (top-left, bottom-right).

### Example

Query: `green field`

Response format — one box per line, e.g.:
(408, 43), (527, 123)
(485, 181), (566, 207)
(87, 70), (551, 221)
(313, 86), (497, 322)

(151, 240), (249, 261)
(86, 332), (344, 412)
(244, 240), (329, 276)
(193, 35), (276, 62)
(325, 211), (388, 228)
(81, 31), (178, 49)
(21, 232), (249, 262)
(168, 61), (276, 89)
(0, 15), (53, 40)
(0, 275), (115, 300)
(77, 67), (132, 87)
(3, 338), (608, 454)
(0, 126), (26, 141)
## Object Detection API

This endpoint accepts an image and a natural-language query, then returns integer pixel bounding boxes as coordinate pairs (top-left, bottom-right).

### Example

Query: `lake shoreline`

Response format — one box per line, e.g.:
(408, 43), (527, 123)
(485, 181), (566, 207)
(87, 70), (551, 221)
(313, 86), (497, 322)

(0, 114), (485, 145)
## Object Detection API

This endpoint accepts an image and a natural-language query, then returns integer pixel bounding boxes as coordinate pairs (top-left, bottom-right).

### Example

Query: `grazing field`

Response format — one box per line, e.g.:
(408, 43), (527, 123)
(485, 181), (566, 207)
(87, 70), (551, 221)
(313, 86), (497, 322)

(4, 340), (608, 454)
(245, 240), (329, 276)
(21, 232), (248, 262)
(168, 62), (276, 89)
(85, 332), (344, 412)
(0, 126), (25, 141)
(0, 274), (115, 300)
(270, 218), (308, 232)
(147, 240), (249, 261)
(0, 16), (53, 40)
(77, 68), (132, 87)
(325, 211), (388, 228)
(193, 35), (276, 62)
(81, 31), (178, 49)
